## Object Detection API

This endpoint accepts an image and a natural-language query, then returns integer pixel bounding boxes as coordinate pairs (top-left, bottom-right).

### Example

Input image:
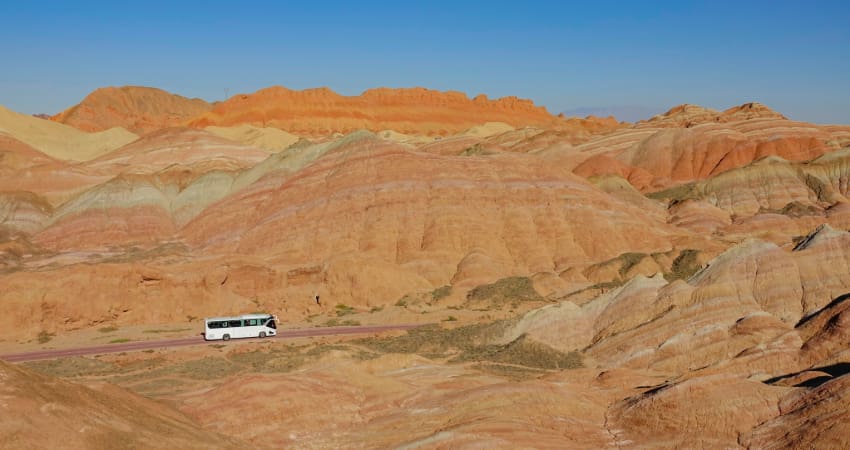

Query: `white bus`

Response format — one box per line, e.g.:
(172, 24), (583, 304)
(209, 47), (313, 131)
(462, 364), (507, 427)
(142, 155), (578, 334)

(204, 313), (278, 341)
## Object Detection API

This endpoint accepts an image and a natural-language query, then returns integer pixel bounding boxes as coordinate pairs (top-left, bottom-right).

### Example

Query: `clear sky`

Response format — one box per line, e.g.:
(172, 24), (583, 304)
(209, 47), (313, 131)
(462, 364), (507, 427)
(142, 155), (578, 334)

(1, 0), (848, 123)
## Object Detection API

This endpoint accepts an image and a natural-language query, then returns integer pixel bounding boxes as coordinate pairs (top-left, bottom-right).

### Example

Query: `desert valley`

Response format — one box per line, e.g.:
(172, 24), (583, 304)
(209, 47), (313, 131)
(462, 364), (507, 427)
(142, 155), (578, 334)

(0, 82), (849, 448)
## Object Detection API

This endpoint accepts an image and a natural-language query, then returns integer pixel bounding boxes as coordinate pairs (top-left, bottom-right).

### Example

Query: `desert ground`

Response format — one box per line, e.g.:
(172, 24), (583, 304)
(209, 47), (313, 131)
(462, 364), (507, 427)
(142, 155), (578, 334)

(2, 85), (850, 448)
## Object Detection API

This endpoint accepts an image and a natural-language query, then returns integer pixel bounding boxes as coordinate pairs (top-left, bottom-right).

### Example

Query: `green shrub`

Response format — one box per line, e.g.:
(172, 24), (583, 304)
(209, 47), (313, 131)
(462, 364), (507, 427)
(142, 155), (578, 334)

(466, 277), (543, 308)
(335, 304), (356, 317)
(431, 285), (452, 301)
(665, 249), (702, 281)
(37, 331), (54, 344)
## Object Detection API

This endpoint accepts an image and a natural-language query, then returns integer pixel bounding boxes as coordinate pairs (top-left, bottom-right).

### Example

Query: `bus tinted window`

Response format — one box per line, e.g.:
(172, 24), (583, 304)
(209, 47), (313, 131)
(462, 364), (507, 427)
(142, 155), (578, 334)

(229, 320), (242, 327)
(247, 319), (258, 326)
(266, 319), (276, 329)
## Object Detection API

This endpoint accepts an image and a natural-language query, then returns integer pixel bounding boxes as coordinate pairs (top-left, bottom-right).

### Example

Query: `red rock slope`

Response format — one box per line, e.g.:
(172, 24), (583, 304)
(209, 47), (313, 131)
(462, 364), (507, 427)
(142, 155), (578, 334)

(51, 86), (212, 134)
(0, 360), (242, 449)
(187, 86), (559, 136)
(573, 102), (850, 191)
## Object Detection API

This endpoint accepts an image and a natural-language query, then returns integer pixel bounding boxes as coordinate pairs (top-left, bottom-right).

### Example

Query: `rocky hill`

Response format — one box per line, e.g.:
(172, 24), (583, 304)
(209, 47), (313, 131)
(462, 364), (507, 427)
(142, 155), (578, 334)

(51, 86), (212, 134)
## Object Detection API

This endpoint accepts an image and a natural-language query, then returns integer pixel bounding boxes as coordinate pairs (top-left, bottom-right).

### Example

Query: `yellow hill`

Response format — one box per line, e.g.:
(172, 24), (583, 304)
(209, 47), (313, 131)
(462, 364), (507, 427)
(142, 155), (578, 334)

(0, 105), (138, 161)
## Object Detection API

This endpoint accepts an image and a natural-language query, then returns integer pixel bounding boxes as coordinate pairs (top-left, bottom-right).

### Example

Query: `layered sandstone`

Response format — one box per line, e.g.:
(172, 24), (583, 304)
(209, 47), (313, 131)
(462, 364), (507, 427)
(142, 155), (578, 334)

(83, 128), (270, 174)
(182, 131), (677, 308)
(51, 86), (212, 134)
(187, 86), (559, 136)
(205, 124), (301, 152)
(573, 103), (850, 191)
(30, 129), (274, 249)
(0, 105), (138, 161)
(502, 226), (850, 375)
(3, 91), (850, 448)
(0, 360), (240, 449)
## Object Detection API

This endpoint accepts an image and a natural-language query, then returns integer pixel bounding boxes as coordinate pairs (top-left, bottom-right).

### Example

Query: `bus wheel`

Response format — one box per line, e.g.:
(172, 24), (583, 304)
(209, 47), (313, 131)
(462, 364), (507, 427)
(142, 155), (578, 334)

(223, 334), (231, 341)
(259, 332), (267, 338)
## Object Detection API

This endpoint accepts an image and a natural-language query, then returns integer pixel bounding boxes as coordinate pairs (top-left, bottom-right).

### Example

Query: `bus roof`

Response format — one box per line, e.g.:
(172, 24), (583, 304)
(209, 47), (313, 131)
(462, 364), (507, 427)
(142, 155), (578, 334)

(204, 313), (272, 322)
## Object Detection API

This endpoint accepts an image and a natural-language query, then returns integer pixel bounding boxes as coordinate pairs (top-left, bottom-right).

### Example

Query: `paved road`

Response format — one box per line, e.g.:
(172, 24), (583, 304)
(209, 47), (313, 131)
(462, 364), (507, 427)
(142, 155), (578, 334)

(0, 324), (422, 363)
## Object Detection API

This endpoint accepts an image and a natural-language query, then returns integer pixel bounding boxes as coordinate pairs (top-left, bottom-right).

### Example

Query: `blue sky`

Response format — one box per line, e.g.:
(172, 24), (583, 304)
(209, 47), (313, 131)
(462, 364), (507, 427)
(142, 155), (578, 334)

(1, 0), (848, 123)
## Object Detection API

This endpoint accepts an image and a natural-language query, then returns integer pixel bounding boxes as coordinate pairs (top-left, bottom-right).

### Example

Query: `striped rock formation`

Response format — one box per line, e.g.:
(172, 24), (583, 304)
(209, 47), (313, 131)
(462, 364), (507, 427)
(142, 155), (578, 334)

(51, 86), (212, 134)
(186, 86), (560, 136)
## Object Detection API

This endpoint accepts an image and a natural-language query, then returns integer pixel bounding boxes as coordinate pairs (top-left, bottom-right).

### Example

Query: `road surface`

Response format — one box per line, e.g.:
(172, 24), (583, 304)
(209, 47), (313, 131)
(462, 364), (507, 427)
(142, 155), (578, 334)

(0, 324), (422, 363)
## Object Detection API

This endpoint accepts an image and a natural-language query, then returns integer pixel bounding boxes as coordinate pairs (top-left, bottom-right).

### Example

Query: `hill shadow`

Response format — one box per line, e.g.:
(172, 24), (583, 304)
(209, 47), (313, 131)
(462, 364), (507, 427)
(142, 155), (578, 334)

(795, 292), (850, 328)
(764, 362), (850, 388)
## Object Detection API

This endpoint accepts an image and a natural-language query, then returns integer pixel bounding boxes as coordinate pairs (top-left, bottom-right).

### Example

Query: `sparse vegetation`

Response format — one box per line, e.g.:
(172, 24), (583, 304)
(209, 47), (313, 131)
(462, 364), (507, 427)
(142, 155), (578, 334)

(109, 338), (131, 344)
(335, 304), (356, 317)
(98, 326), (119, 333)
(129, 378), (189, 396)
(24, 356), (116, 377)
(779, 201), (823, 217)
(617, 252), (648, 278)
(664, 249), (702, 281)
(453, 334), (583, 370)
(370, 305), (384, 313)
(588, 280), (626, 291)
(395, 298), (408, 307)
(646, 182), (700, 204)
(37, 331), (55, 344)
(226, 344), (369, 374)
(323, 318), (360, 327)
(459, 143), (486, 156)
(443, 315), (458, 322)
(431, 285), (452, 302)
(466, 277), (544, 309)
(155, 357), (242, 380)
(143, 327), (191, 334)
(354, 322), (582, 373)
(355, 322), (506, 358)
(803, 173), (831, 202)
(306, 313), (322, 323)
(472, 362), (549, 381)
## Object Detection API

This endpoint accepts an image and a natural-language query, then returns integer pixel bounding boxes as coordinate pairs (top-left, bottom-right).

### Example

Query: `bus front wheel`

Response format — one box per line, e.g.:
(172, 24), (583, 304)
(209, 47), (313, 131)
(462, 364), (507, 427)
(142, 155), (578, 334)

(223, 334), (231, 341)
(259, 332), (267, 338)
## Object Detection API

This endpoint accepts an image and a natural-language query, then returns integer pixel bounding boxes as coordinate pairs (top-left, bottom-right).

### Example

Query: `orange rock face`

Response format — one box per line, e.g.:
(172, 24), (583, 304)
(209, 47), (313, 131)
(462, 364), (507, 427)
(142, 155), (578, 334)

(4, 91), (850, 448)
(0, 360), (240, 449)
(574, 103), (850, 191)
(187, 86), (560, 136)
(0, 132), (61, 174)
(181, 131), (676, 308)
(51, 86), (212, 134)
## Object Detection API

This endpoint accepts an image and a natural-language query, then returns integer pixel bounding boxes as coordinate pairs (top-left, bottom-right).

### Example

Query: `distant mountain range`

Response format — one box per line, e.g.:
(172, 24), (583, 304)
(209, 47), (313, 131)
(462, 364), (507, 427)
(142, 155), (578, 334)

(561, 105), (664, 122)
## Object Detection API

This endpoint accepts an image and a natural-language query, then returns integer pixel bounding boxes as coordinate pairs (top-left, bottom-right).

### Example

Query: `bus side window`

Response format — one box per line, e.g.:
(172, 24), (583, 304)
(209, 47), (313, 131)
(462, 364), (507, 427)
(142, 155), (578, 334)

(248, 319), (258, 326)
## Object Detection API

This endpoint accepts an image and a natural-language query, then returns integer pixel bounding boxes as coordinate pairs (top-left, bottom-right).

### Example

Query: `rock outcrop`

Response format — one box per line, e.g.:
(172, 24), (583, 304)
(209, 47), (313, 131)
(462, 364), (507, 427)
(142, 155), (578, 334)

(574, 103), (850, 191)
(0, 105), (137, 161)
(51, 86), (212, 134)
(0, 360), (240, 449)
(187, 86), (559, 136)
